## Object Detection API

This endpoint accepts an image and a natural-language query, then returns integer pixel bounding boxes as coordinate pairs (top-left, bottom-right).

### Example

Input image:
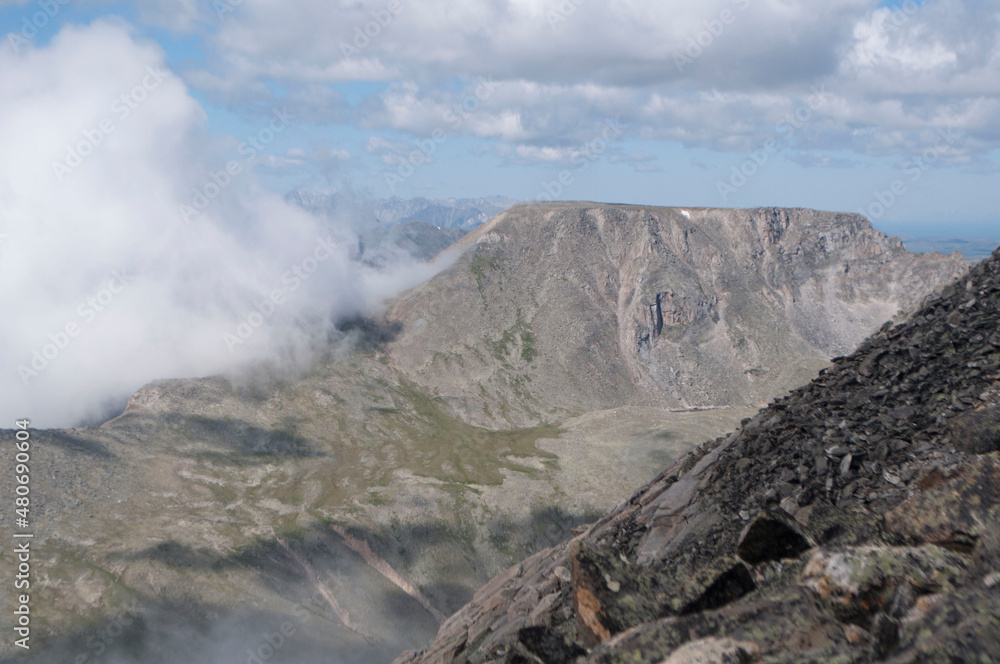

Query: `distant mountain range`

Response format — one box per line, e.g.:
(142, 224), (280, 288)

(286, 191), (518, 230)
(899, 236), (1000, 260)
(359, 221), (467, 268)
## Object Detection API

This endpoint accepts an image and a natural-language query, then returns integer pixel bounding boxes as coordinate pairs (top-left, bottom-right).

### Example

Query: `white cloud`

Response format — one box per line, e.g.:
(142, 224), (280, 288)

(173, 0), (1000, 162)
(494, 141), (621, 165)
(0, 21), (442, 428)
(133, 0), (205, 32)
(318, 147), (351, 161)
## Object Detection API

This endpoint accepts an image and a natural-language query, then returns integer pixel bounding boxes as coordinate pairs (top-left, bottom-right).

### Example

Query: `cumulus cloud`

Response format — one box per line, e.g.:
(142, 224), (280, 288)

(0, 21), (446, 428)
(204, 0), (866, 87)
(175, 0), (1000, 162)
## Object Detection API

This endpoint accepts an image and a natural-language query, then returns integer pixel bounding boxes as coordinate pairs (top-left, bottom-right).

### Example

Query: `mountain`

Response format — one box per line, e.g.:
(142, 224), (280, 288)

(395, 246), (1000, 664)
(286, 192), (518, 230)
(371, 196), (518, 230)
(360, 221), (468, 267)
(385, 203), (969, 427)
(0, 203), (970, 663)
(899, 236), (1000, 261)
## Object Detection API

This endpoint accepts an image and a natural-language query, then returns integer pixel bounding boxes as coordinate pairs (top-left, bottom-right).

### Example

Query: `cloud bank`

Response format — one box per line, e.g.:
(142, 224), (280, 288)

(182, 0), (1000, 161)
(0, 21), (444, 428)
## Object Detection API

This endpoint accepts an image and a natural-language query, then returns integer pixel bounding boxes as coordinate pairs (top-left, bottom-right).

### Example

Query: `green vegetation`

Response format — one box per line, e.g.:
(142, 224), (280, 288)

(381, 380), (560, 486)
(469, 250), (508, 306)
(486, 308), (538, 365)
(520, 328), (537, 362)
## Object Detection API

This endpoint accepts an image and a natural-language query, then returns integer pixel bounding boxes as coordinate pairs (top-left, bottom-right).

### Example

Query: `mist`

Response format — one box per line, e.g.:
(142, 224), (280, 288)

(0, 20), (447, 429)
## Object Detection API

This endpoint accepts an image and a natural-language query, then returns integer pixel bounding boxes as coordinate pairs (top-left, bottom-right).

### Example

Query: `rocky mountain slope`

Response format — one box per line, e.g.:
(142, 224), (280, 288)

(395, 247), (1000, 664)
(386, 203), (969, 427)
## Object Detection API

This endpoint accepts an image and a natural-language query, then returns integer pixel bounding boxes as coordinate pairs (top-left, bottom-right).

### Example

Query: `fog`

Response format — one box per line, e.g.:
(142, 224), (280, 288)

(0, 21), (446, 429)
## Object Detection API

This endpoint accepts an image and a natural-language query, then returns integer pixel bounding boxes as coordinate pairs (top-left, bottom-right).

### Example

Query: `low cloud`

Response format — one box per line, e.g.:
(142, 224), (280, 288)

(0, 21), (445, 428)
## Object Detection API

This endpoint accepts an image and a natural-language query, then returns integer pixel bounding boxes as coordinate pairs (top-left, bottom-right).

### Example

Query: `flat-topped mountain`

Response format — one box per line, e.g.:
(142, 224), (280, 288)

(386, 203), (969, 426)
(396, 246), (1000, 664)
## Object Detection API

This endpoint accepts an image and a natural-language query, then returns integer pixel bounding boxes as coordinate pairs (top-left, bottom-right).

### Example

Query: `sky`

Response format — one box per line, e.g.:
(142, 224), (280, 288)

(1, 0), (999, 427)
(2, 0), (999, 238)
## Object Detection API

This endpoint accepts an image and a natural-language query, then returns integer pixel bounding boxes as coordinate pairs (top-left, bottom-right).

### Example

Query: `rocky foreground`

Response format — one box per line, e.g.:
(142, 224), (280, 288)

(395, 248), (1000, 663)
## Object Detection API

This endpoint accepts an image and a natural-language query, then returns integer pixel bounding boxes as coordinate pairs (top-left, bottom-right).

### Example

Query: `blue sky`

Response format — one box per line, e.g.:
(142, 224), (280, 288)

(2, 0), (999, 237)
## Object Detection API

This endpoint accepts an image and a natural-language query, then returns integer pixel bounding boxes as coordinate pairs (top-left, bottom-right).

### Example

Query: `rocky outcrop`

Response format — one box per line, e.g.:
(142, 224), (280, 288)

(394, 247), (1000, 663)
(649, 291), (719, 337)
(387, 203), (968, 427)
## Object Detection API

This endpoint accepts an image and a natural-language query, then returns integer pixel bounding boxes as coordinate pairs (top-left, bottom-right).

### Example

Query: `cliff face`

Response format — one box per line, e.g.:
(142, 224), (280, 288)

(395, 247), (1000, 664)
(386, 203), (969, 427)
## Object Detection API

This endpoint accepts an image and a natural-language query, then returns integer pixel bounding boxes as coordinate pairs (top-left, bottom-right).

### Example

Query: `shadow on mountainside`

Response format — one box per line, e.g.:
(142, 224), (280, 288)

(165, 414), (321, 457)
(1, 600), (409, 664)
(119, 502), (600, 612)
(38, 429), (115, 458)
(338, 317), (405, 353)
(19, 504), (601, 664)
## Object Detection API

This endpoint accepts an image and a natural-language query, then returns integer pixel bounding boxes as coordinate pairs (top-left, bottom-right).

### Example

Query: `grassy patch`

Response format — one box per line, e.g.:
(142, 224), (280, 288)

(469, 250), (508, 307)
(382, 380), (560, 486)
(520, 328), (537, 362)
(486, 308), (538, 365)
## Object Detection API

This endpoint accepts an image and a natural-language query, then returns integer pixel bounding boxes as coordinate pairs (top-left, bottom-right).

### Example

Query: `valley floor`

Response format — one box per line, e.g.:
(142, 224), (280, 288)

(0, 402), (751, 664)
